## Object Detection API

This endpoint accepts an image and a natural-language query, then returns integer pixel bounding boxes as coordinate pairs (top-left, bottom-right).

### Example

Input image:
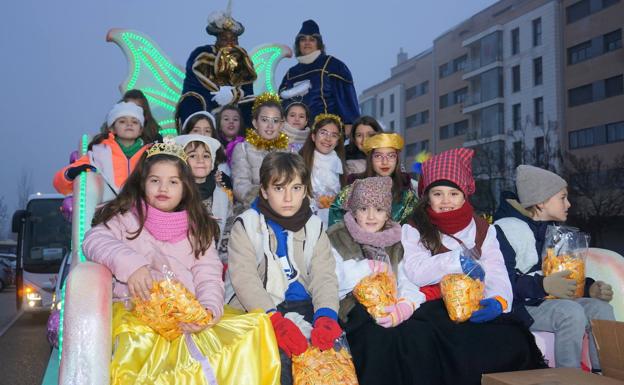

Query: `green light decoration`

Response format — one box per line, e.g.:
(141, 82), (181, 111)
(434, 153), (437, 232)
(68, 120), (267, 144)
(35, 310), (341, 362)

(252, 46), (284, 93)
(158, 128), (178, 137)
(57, 280), (67, 361)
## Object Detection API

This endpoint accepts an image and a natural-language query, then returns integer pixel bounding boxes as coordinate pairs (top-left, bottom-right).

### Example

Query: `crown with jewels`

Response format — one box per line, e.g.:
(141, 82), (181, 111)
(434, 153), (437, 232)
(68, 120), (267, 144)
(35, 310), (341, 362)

(313, 113), (343, 130)
(252, 92), (282, 115)
(146, 138), (188, 163)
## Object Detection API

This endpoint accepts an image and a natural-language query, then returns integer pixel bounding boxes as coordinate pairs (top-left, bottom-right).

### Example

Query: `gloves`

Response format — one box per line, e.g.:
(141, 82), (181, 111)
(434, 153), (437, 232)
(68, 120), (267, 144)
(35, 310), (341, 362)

(368, 260), (390, 274)
(460, 252), (485, 281)
(279, 80), (311, 99)
(269, 312), (308, 357)
(589, 280), (613, 302)
(376, 298), (414, 328)
(310, 317), (342, 351)
(543, 270), (577, 299)
(65, 164), (96, 181)
(470, 297), (504, 323)
(210, 86), (235, 106)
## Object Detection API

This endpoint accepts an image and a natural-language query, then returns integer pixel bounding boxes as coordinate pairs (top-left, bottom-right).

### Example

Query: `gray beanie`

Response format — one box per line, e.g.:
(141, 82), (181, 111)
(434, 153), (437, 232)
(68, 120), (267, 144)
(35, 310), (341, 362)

(515, 165), (567, 208)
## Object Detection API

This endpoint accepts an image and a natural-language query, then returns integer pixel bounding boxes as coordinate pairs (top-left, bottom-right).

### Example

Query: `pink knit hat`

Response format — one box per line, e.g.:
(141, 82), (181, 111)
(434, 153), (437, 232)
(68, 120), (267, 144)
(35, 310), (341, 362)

(418, 147), (475, 196)
(344, 176), (393, 214)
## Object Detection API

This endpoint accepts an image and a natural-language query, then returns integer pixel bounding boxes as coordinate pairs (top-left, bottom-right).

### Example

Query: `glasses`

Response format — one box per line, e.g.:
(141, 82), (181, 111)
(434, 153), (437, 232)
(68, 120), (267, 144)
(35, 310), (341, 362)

(317, 128), (341, 140)
(259, 116), (283, 125)
(372, 152), (398, 162)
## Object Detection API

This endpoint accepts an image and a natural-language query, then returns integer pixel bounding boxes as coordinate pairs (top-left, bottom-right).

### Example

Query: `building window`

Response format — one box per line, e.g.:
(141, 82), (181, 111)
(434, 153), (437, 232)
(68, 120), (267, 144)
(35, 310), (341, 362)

(568, 84), (593, 106)
(389, 120), (395, 131)
(439, 120), (468, 140)
(453, 55), (467, 72)
(405, 140), (430, 158)
(513, 141), (522, 167)
(534, 136), (545, 166)
(405, 110), (429, 128)
(390, 94), (395, 114)
(568, 40), (592, 65)
(532, 18), (542, 47)
(439, 63), (451, 78)
(512, 65), (521, 92)
(455, 120), (468, 136)
(405, 81), (428, 100)
(379, 98), (384, 117)
(604, 29), (622, 53)
(607, 121), (624, 143)
(511, 28), (520, 55)
(605, 75), (624, 98)
(569, 127), (596, 149)
(454, 87), (468, 104)
(533, 57), (543, 86)
(440, 124), (450, 140)
(512, 103), (522, 131)
(534, 97), (544, 126)
(440, 93), (449, 109)
(567, 0), (620, 24)
(421, 81), (429, 95)
(360, 99), (376, 116)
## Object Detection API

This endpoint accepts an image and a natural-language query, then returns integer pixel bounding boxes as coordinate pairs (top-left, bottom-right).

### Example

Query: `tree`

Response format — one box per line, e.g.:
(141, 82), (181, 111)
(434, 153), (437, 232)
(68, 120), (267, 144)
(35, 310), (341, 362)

(0, 196), (7, 239)
(17, 168), (33, 209)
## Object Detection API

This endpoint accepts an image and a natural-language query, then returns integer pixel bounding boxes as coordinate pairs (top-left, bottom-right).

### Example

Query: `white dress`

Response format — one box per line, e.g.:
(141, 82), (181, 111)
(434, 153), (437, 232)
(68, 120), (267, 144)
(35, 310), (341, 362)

(310, 150), (343, 226)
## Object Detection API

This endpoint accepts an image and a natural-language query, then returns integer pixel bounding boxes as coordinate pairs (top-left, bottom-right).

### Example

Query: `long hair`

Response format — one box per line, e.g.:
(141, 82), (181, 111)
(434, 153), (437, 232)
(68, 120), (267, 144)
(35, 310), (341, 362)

(92, 153), (219, 258)
(299, 117), (347, 191)
(409, 194), (442, 253)
(122, 89), (160, 143)
(182, 115), (215, 135)
(353, 150), (408, 202)
(345, 115), (383, 159)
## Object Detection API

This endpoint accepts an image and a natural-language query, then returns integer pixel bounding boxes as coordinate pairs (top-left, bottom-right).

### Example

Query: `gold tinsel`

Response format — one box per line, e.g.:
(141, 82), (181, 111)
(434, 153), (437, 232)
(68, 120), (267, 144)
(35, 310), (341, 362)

(252, 92), (282, 115)
(245, 129), (289, 151)
(313, 113), (343, 129)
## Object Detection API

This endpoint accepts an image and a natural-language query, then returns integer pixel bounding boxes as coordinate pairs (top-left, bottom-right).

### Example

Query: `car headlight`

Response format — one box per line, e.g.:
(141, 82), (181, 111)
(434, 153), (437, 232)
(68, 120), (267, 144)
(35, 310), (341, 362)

(25, 287), (42, 301)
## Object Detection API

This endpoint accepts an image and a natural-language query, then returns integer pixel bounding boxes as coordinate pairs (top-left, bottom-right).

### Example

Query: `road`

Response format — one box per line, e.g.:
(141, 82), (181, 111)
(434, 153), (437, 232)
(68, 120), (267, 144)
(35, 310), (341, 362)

(0, 287), (52, 385)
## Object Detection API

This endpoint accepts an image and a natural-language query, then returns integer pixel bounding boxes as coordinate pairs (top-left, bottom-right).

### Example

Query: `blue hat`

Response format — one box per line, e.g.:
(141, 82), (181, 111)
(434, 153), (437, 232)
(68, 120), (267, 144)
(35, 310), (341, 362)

(298, 19), (320, 36)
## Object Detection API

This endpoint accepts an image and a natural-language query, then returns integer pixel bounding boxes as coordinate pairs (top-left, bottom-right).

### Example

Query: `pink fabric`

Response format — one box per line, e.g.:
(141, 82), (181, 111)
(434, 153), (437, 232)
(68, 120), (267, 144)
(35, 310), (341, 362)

(376, 298), (414, 328)
(142, 204), (189, 243)
(225, 136), (245, 166)
(343, 211), (401, 248)
(418, 147), (475, 196)
(82, 211), (225, 321)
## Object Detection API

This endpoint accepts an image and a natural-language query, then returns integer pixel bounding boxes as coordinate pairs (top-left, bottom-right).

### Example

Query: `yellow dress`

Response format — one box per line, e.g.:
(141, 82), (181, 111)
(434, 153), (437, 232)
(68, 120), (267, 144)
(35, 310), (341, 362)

(111, 303), (281, 385)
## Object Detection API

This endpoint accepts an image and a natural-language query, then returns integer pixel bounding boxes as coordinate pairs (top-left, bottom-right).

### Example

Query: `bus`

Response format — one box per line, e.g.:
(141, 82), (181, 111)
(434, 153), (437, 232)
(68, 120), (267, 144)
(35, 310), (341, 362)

(11, 193), (71, 311)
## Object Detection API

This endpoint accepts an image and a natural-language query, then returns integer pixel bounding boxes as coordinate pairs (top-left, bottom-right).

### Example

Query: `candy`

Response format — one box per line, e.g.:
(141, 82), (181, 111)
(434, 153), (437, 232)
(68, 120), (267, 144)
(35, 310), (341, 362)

(542, 248), (586, 299)
(352, 272), (397, 318)
(292, 347), (358, 385)
(440, 273), (484, 323)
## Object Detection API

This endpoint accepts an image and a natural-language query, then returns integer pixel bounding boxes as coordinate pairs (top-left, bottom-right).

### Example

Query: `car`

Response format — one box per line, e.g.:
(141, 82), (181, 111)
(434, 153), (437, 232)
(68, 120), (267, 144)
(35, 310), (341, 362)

(0, 253), (16, 291)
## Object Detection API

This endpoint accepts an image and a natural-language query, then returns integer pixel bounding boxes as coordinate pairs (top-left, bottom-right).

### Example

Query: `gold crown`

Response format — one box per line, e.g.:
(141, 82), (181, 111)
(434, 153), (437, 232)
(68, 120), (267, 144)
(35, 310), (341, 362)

(313, 113), (343, 129)
(362, 133), (404, 154)
(252, 92), (282, 115)
(147, 142), (188, 163)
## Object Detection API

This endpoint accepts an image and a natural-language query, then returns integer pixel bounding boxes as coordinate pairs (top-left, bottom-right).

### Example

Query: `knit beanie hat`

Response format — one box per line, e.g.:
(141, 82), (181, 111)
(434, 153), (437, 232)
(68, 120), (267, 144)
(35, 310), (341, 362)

(418, 147), (475, 197)
(515, 165), (567, 208)
(344, 176), (393, 214)
(175, 134), (222, 173)
(107, 102), (145, 128)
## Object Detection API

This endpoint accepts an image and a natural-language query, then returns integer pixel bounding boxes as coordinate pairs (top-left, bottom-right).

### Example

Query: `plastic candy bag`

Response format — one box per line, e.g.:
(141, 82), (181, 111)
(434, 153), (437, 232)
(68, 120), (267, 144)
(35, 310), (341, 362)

(440, 273), (485, 323)
(133, 266), (213, 340)
(292, 335), (358, 385)
(542, 225), (589, 299)
(353, 272), (397, 319)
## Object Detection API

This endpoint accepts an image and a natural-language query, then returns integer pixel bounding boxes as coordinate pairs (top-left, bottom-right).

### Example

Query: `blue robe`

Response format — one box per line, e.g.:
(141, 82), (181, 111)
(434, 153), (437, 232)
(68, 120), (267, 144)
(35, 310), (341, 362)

(279, 53), (360, 125)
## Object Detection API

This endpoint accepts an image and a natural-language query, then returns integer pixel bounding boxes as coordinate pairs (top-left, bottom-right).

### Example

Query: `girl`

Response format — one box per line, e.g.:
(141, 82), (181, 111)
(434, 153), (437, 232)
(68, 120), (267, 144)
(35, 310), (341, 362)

(344, 116), (383, 175)
(122, 89), (161, 142)
(54, 102), (151, 202)
(83, 143), (280, 385)
(283, 101), (311, 153)
(299, 113), (346, 226)
(402, 148), (545, 385)
(226, 152), (341, 385)
(328, 176), (439, 385)
(175, 134), (233, 261)
(180, 110), (216, 136)
(230, 93), (289, 208)
(329, 133), (418, 226)
(217, 104), (245, 165)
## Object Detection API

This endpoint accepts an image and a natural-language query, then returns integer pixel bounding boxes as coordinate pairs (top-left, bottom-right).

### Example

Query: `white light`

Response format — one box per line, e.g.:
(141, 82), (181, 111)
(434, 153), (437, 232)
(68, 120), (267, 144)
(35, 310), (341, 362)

(28, 300), (35, 307)
(27, 292), (42, 301)
(36, 192), (42, 196)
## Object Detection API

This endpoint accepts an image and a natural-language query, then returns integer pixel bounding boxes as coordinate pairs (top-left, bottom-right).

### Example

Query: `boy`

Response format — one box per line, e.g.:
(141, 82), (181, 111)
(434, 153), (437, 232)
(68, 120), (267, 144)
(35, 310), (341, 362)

(226, 152), (340, 385)
(494, 164), (614, 370)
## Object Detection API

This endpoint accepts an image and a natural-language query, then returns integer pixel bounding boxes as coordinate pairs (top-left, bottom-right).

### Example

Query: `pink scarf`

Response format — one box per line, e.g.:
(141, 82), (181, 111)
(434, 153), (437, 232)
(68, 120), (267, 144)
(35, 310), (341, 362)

(141, 203), (189, 243)
(343, 211), (401, 248)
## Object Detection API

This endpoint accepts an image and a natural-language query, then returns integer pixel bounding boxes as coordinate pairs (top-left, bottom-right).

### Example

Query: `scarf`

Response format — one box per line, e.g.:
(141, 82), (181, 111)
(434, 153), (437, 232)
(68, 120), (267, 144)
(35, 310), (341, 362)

(115, 137), (144, 159)
(245, 129), (289, 151)
(257, 196), (312, 232)
(312, 150), (343, 197)
(426, 200), (474, 235)
(282, 122), (310, 145)
(224, 136), (245, 166)
(197, 170), (217, 201)
(343, 211), (401, 248)
(141, 203), (189, 243)
(297, 50), (321, 64)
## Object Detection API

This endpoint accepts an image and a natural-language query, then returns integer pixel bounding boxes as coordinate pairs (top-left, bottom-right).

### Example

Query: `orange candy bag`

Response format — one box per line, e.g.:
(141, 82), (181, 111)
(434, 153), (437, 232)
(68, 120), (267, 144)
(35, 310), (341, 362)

(541, 225), (589, 299)
(440, 273), (484, 323)
(352, 272), (397, 319)
(292, 343), (358, 385)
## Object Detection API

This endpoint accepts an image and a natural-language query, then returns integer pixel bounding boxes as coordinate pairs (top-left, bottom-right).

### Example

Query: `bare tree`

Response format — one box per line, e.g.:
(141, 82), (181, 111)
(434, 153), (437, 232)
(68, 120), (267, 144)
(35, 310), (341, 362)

(17, 168), (33, 209)
(0, 196), (7, 239)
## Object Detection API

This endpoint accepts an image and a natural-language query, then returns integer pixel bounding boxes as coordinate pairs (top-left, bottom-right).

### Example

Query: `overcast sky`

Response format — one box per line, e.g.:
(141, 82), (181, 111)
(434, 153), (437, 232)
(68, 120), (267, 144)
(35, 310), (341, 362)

(0, 0), (497, 236)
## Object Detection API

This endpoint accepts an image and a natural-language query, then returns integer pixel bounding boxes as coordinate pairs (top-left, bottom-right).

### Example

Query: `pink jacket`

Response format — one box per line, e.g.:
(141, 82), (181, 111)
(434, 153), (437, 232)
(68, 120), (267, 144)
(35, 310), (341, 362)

(83, 211), (224, 320)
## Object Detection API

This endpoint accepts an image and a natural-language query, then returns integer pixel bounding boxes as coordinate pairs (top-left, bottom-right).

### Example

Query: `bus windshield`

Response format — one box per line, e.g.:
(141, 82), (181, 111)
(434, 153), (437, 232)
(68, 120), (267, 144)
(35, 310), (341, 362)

(22, 198), (71, 274)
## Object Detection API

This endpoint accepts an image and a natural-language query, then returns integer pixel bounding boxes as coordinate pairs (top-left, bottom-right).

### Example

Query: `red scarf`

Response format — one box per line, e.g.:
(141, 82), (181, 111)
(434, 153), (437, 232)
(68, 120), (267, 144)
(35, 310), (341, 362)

(426, 201), (474, 235)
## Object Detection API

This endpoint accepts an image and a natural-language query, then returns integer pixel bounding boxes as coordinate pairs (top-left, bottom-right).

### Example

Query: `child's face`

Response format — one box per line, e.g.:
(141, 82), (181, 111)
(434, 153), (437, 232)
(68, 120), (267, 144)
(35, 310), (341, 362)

(189, 118), (214, 137)
(219, 109), (241, 139)
(371, 148), (398, 177)
(428, 186), (465, 213)
(354, 124), (376, 152)
(311, 123), (340, 155)
(354, 206), (388, 233)
(185, 143), (213, 181)
(260, 175), (306, 217)
(253, 106), (283, 140)
(112, 116), (142, 141)
(286, 105), (308, 130)
(538, 188), (570, 222)
(145, 161), (183, 212)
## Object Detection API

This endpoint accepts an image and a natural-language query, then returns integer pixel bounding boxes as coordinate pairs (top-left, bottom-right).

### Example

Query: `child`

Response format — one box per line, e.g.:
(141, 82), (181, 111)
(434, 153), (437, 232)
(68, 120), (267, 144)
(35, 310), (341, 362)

(329, 133), (418, 226)
(217, 104), (245, 164)
(82, 142), (280, 385)
(283, 101), (311, 153)
(122, 89), (161, 142)
(328, 176), (439, 385)
(494, 165), (615, 370)
(175, 134), (233, 259)
(54, 102), (151, 202)
(344, 116), (383, 175)
(299, 113), (346, 226)
(180, 111), (216, 136)
(226, 152), (341, 385)
(230, 93), (289, 209)
(401, 148), (546, 385)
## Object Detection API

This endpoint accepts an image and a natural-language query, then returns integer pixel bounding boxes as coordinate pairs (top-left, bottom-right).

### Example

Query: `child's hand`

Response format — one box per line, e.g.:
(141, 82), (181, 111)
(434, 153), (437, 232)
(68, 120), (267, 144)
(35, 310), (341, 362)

(589, 281), (613, 302)
(179, 322), (209, 333)
(127, 266), (153, 301)
(543, 270), (576, 299)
